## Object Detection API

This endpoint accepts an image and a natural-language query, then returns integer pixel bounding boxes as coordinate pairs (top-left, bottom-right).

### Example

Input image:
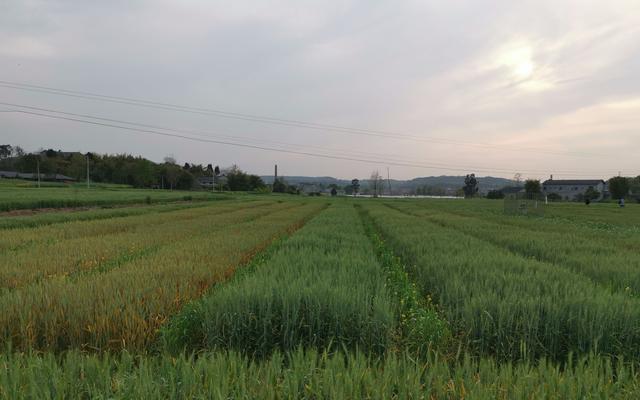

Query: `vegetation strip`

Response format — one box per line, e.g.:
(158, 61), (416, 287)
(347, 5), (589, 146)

(0, 186), (227, 212)
(2, 195), (640, 398)
(0, 199), (228, 230)
(162, 202), (328, 352)
(356, 205), (449, 356)
(0, 202), (325, 352)
(0, 201), (286, 290)
(164, 203), (396, 357)
(389, 202), (640, 294)
(1, 349), (638, 399)
(363, 202), (640, 362)
(0, 199), (273, 253)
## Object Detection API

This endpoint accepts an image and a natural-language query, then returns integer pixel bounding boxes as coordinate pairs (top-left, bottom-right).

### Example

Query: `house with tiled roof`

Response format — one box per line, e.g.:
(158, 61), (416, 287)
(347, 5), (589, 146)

(542, 177), (606, 201)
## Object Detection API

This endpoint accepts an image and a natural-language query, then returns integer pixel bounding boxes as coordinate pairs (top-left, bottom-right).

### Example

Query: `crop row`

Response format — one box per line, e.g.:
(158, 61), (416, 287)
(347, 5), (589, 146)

(411, 198), (640, 234)
(1, 349), (638, 399)
(389, 201), (640, 294)
(0, 186), (224, 212)
(0, 200), (280, 290)
(0, 199), (227, 230)
(165, 203), (397, 356)
(361, 203), (640, 361)
(0, 201), (324, 351)
(0, 199), (272, 252)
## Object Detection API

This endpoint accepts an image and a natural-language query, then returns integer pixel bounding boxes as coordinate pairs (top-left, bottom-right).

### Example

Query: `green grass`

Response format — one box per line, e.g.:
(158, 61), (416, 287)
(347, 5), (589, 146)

(357, 204), (450, 356)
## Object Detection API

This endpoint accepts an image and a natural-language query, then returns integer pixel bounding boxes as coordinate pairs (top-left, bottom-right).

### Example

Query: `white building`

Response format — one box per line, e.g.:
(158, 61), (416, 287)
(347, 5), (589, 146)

(542, 178), (606, 201)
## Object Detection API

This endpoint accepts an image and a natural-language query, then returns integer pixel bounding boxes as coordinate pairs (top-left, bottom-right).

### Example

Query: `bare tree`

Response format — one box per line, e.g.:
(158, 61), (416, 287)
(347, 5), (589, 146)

(370, 170), (383, 198)
(513, 173), (522, 185)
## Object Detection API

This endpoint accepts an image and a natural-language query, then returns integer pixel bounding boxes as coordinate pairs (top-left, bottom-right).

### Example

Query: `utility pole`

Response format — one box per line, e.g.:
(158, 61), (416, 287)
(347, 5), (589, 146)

(36, 157), (40, 188)
(86, 153), (90, 189)
(212, 166), (215, 193)
(387, 167), (392, 196)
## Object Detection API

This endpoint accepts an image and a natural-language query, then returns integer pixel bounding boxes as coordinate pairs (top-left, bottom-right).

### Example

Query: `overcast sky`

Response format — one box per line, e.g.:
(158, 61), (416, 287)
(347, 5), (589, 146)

(1, 0), (639, 180)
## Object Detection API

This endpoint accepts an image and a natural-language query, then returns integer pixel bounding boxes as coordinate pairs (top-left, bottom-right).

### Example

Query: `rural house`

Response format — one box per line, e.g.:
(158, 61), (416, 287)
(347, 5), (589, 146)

(542, 178), (606, 201)
(0, 171), (76, 182)
(197, 174), (227, 189)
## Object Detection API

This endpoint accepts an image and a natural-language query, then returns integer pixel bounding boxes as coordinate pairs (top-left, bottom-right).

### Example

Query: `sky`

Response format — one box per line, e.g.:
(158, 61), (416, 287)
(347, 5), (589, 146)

(1, 0), (639, 180)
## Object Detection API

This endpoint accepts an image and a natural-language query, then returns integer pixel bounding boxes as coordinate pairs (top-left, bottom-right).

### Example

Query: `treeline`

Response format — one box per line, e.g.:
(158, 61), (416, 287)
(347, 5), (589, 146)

(0, 145), (273, 191)
(485, 176), (640, 202)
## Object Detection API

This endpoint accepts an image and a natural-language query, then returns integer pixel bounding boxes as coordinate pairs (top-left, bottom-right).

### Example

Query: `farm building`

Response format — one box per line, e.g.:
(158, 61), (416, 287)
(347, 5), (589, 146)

(542, 178), (606, 201)
(0, 170), (76, 182)
(197, 174), (227, 189)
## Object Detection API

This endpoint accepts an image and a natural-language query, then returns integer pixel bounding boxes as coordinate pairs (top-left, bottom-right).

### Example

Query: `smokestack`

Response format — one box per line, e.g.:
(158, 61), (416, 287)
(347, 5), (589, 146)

(550, 174), (553, 180)
(275, 164), (278, 180)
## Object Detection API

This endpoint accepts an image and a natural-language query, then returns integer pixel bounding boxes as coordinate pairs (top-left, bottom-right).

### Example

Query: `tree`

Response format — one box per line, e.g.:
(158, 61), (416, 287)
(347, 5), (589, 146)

(64, 154), (87, 180)
(486, 190), (504, 199)
(163, 156), (176, 165)
(351, 179), (360, 195)
(370, 171), (383, 198)
(547, 193), (562, 202)
(524, 179), (541, 195)
(226, 165), (249, 191)
(417, 185), (446, 196)
(0, 145), (12, 159)
(630, 176), (640, 203)
(176, 169), (195, 190)
(463, 174), (478, 198)
(286, 184), (299, 195)
(16, 153), (39, 172)
(272, 178), (286, 193)
(584, 187), (600, 201)
(13, 146), (24, 157)
(609, 176), (630, 200)
(248, 175), (266, 191)
(331, 187), (337, 196)
(162, 163), (181, 190)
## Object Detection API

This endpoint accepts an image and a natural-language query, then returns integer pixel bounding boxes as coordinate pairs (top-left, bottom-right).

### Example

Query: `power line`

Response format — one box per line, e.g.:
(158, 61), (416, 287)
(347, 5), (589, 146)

(1, 103), (625, 178)
(1, 101), (621, 176)
(0, 79), (613, 159)
(0, 101), (446, 167)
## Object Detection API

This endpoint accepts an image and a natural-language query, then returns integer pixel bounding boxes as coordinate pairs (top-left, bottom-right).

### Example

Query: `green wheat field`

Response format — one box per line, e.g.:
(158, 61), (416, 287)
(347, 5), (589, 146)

(1, 187), (639, 398)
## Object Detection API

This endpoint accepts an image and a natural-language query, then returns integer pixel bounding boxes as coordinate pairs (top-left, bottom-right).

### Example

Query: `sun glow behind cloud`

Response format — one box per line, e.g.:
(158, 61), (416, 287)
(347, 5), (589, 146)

(495, 42), (553, 92)
(499, 45), (534, 79)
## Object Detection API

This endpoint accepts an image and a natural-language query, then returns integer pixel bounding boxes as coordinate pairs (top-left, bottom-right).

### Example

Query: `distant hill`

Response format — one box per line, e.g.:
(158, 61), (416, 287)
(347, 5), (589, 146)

(261, 175), (515, 195)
